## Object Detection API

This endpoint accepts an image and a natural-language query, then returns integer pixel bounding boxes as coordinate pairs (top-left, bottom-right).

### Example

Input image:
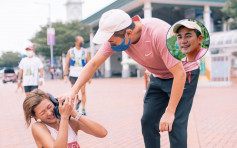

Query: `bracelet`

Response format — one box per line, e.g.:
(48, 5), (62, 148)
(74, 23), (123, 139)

(39, 78), (44, 82)
(64, 74), (68, 76)
(75, 112), (82, 120)
(17, 79), (22, 83)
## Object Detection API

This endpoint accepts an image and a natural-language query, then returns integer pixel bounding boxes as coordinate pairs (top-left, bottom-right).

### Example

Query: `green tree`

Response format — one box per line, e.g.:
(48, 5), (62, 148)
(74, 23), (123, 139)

(167, 35), (186, 60)
(31, 21), (90, 58)
(0, 51), (21, 67)
(222, 0), (237, 29)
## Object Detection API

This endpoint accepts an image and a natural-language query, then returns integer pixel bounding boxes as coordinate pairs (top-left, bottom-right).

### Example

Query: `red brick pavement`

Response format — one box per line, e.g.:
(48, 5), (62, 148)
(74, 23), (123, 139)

(192, 79), (237, 148)
(0, 78), (236, 148)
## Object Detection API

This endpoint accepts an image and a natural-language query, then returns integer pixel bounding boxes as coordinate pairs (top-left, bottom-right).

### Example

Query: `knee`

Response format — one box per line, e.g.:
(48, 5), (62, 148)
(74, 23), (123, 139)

(141, 114), (160, 137)
(141, 113), (153, 128)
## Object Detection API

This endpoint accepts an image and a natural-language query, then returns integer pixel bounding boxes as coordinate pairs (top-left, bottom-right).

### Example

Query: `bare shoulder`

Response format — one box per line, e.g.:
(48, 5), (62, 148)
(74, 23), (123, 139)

(32, 122), (46, 129)
(31, 122), (49, 136)
(31, 122), (55, 147)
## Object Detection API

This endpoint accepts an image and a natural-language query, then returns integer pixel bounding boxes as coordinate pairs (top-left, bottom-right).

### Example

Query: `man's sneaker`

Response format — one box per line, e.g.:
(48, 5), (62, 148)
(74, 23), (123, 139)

(82, 109), (86, 115)
(76, 100), (81, 111)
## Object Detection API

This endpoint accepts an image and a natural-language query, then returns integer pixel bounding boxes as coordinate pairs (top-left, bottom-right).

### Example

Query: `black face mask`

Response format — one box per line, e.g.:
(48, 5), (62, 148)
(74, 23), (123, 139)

(79, 42), (84, 47)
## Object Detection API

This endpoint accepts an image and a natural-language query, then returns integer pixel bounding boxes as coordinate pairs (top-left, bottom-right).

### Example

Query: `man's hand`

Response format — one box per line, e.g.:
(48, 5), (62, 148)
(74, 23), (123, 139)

(64, 76), (68, 83)
(159, 110), (175, 132)
(57, 90), (77, 102)
(17, 82), (22, 88)
(39, 81), (43, 86)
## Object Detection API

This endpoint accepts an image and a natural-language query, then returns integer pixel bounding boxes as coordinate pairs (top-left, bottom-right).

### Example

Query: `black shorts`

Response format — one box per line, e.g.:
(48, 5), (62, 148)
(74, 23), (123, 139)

(69, 76), (78, 85)
(24, 85), (38, 92)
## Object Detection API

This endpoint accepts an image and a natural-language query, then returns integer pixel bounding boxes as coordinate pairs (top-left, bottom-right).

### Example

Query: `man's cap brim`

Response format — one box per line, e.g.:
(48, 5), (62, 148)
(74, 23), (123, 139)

(92, 30), (114, 44)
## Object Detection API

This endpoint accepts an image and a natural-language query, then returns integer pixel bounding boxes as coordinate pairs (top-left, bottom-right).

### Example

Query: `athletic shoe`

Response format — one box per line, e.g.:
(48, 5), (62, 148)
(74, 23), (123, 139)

(82, 108), (86, 115)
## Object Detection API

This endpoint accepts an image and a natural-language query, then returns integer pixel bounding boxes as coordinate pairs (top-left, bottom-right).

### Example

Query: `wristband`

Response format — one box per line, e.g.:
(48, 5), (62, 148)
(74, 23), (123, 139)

(17, 79), (22, 83)
(64, 74), (68, 76)
(39, 78), (44, 82)
(75, 111), (82, 120)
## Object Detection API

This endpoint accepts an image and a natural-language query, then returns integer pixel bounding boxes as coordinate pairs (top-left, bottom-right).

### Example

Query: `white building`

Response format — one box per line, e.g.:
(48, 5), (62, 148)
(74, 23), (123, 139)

(66, 0), (83, 22)
(80, 0), (227, 79)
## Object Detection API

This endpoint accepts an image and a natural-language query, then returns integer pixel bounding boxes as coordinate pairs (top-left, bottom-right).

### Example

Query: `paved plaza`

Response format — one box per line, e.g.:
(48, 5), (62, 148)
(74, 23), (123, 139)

(0, 78), (236, 148)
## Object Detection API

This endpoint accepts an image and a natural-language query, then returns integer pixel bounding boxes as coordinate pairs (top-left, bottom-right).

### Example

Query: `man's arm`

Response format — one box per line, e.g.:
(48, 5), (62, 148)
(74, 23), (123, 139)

(71, 52), (108, 94)
(64, 50), (71, 77)
(17, 69), (23, 88)
(159, 62), (186, 132)
(86, 51), (92, 83)
(167, 62), (186, 113)
(38, 68), (44, 86)
(18, 69), (23, 81)
(39, 68), (43, 78)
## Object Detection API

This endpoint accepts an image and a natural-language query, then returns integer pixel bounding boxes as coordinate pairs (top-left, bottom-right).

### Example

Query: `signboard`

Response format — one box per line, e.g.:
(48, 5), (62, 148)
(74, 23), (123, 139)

(47, 28), (55, 45)
(211, 55), (230, 81)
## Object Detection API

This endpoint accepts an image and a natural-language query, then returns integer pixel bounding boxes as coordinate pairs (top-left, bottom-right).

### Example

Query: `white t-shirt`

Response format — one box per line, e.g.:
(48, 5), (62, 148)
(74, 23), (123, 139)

(69, 47), (87, 77)
(18, 57), (43, 86)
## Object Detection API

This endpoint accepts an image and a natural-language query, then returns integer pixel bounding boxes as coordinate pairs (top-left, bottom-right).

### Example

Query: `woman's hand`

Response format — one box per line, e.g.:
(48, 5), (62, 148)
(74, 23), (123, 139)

(58, 97), (74, 120)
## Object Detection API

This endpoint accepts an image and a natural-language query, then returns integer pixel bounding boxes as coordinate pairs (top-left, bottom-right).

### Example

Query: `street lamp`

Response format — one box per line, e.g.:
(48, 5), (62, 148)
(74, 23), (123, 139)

(35, 1), (55, 68)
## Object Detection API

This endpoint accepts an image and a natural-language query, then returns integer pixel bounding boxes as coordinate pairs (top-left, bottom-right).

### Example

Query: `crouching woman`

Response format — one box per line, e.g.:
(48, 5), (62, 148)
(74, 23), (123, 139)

(23, 89), (107, 148)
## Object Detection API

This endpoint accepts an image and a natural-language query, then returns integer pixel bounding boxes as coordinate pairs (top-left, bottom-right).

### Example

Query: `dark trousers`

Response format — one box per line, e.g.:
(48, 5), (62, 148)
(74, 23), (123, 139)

(24, 85), (38, 92)
(141, 69), (200, 148)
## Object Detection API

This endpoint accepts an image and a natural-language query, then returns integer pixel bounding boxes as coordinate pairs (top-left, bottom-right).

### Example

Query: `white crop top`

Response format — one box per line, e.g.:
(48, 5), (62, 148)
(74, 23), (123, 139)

(44, 123), (80, 148)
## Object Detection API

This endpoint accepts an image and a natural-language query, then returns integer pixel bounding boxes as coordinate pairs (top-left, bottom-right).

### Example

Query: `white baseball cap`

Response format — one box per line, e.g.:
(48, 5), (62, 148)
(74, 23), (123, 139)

(92, 9), (132, 44)
(173, 20), (202, 34)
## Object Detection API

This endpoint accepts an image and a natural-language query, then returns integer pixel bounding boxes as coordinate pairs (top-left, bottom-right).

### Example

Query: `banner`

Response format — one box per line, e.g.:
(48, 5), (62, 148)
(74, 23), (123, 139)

(47, 28), (55, 45)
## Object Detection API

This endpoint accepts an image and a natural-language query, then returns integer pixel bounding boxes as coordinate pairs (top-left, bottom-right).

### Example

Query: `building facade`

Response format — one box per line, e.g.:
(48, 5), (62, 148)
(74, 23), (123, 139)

(81, 0), (227, 78)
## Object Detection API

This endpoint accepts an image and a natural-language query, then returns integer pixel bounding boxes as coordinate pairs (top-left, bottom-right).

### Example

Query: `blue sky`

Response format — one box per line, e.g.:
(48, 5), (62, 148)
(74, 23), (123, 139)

(0, 0), (115, 54)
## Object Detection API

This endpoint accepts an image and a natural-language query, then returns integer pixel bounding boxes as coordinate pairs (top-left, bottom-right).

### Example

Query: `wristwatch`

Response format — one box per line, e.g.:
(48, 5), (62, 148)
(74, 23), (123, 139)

(75, 112), (82, 120)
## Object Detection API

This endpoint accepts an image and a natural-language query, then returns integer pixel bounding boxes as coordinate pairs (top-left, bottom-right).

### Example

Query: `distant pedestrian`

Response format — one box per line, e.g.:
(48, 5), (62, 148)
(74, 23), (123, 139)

(50, 67), (55, 80)
(55, 68), (62, 79)
(64, 36), (91, 115)
(17, 45), (44, 96)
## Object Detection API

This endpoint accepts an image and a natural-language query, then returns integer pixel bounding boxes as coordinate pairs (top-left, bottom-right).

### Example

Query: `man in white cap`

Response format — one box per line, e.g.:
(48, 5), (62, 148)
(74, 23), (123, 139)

(17, 46), (44, 96)
(59, 9), (200, 148)
(173, 20), (208, 62)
